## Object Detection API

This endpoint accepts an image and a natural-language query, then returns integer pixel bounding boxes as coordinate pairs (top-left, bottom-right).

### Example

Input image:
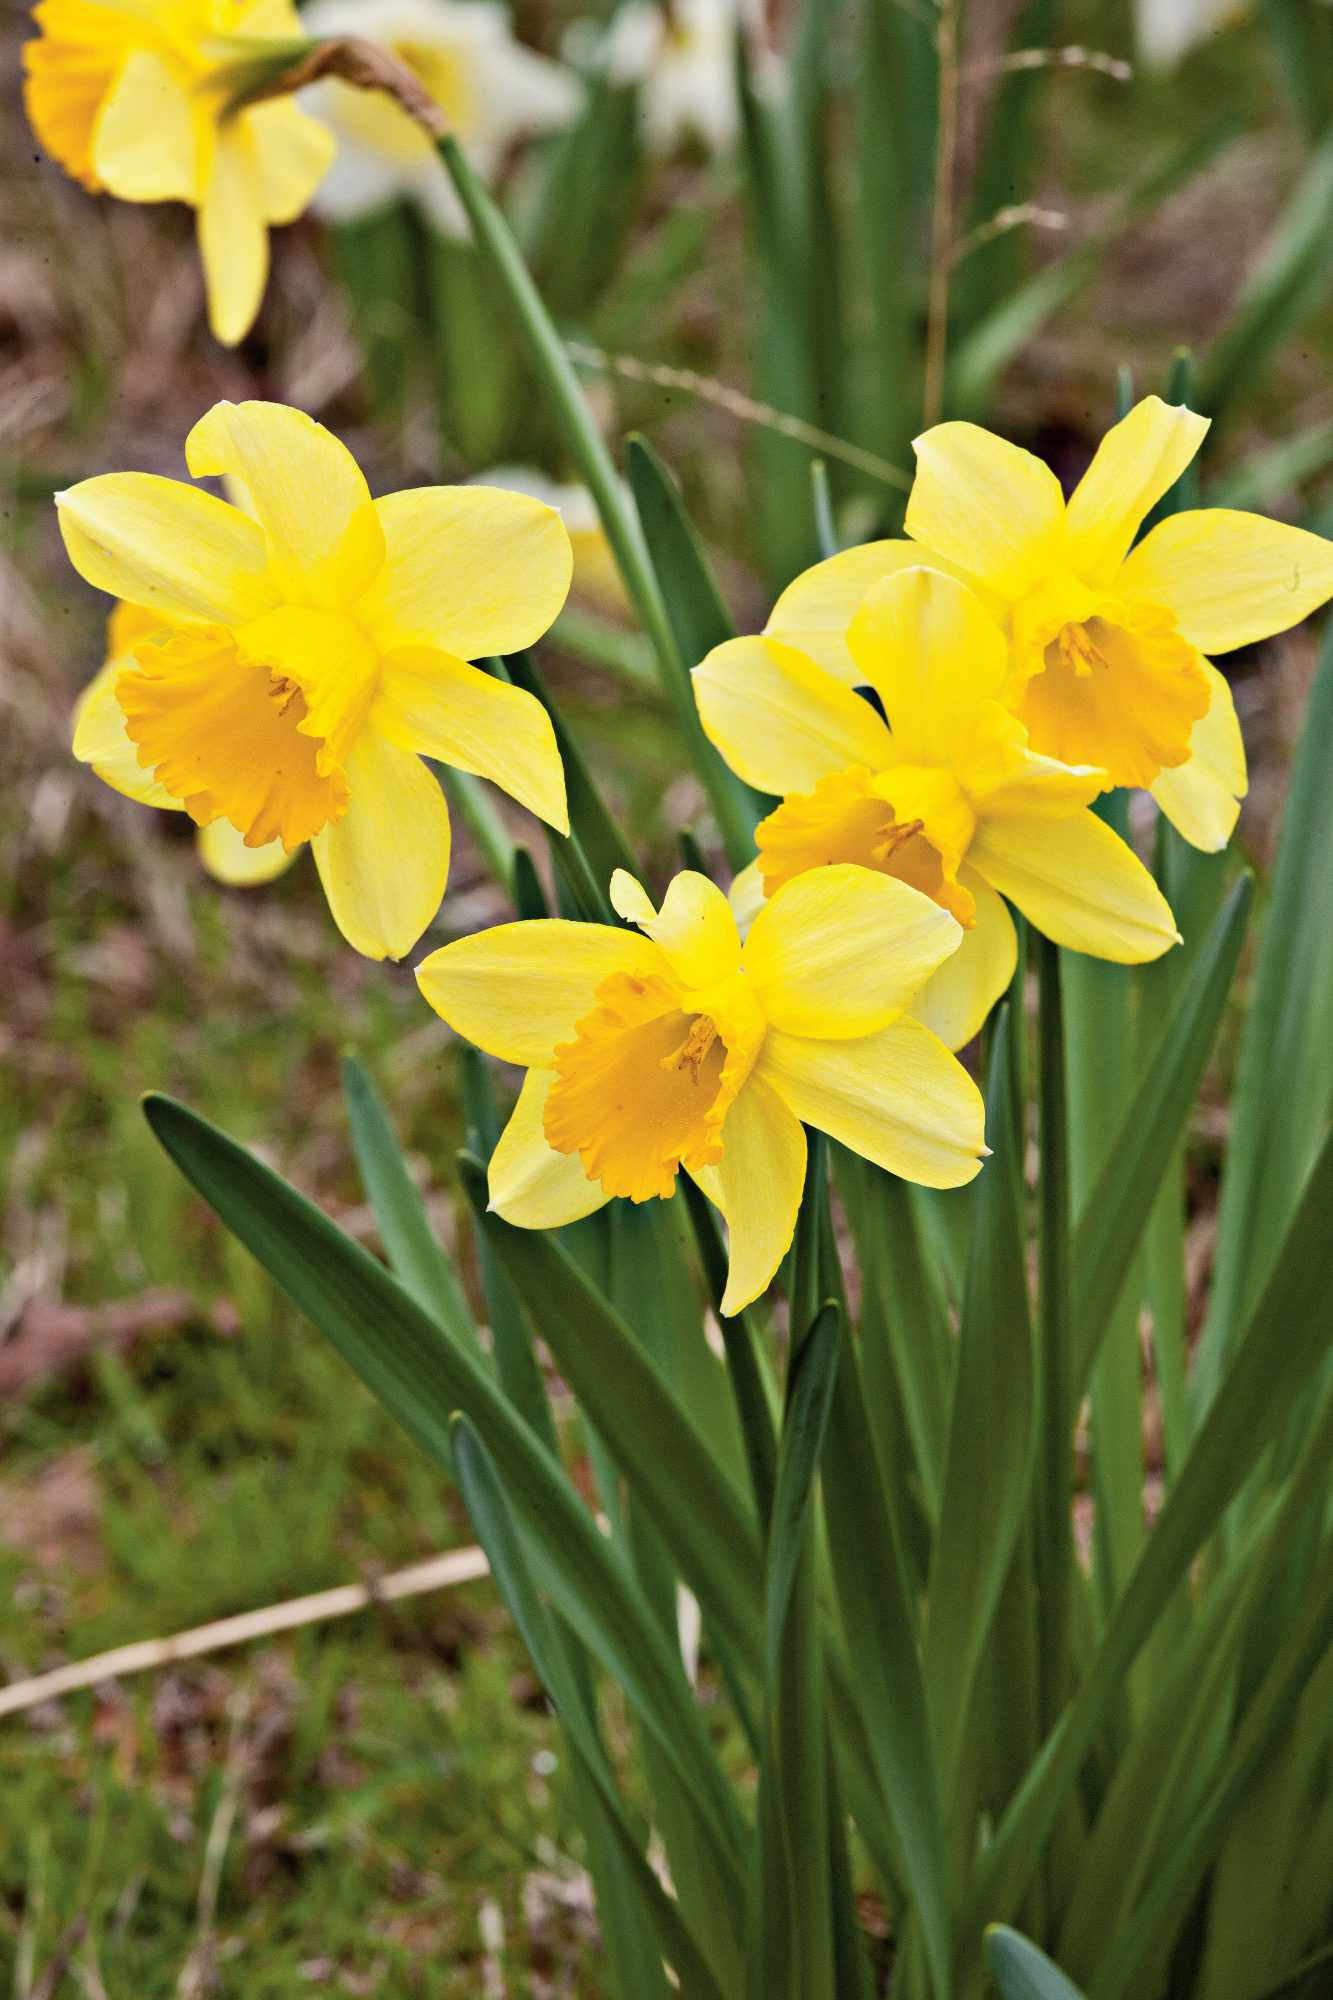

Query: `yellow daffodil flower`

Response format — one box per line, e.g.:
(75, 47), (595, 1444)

(764, 398), (1333, 851)
(416, 863), (986, 1314)
(23, 0), (336, 346)
(62, 399), (572, 958)
(695, 566), (1179, 1051)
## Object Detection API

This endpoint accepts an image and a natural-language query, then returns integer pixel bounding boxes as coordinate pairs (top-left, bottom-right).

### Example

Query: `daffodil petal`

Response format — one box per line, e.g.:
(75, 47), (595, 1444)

(373, 648), (567, 832)
(692, 635), (894, 796)
(906, 421), (1067, 602)
(758, 1020), (986, 1189)
(765, 539), (950, 684)
(728, 857), (765, 936)
(356, 487), (572, 660)
(1149, 662), (1246, 852)
(742, 862), (961, 1038)
(197, 816), (299, 885)
(91, 48), (198, 202)
(244, 97), (335, 222)
(72, 659), (182, 808)
(609, 869), (741, 988)
(968, 808), (1179, 962)
(909, 867), (1016, 1051)
(416, 921), (663, 1065)
(1065, 397), (1209, 581)
(1119, 509), (1333, 654)
(847, 566), (1009, 759)
(56, 473), (276, 625)
(691, 1074), (807, 1316)
(489, 1069), (611, 1229)
(311, 735), (450, 960)
(197, 125), (268, 347)
(970, 749), (1106, 820)
(187, 401), (385, 606)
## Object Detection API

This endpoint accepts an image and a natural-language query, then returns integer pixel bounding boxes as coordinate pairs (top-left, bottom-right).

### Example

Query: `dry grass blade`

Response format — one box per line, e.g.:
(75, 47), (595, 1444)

(0, 1548), (489, 1721)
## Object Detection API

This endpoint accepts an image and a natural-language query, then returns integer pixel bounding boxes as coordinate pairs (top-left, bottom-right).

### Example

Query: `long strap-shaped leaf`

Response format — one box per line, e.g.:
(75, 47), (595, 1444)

(626, 436), (769, 869)
(452, 1420), (729, 2000)
(460, 1162), (765, 1682)
(1069, 874), (1252, 1401)
(750, 1301), (842, 2000)
(925, 1010), (1036, 1815)
(342, 1054), (475, 1346)
(142, 1094), (748, 1926)
(958, 1119), (1333, 1953)
(816, 1177), (954, 2000)
(986, 1926), (1088, 2000)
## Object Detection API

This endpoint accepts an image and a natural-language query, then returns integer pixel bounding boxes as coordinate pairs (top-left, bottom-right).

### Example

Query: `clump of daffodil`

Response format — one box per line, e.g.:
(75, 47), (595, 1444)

(417, 863), (986, 1314)
(300, 0), (581, 234)
(765, 397), (1333, 851)
(696, 566), (1179, 1051)
(23, 0), (336, 345)
(62, 399), (572, 959)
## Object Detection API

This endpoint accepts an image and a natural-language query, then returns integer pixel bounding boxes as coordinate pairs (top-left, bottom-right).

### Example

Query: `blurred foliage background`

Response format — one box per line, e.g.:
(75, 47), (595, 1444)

(2, 0), (1331, 1989)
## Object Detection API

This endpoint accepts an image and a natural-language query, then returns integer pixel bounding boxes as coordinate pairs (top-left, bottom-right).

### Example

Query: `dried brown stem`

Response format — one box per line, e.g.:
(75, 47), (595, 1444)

(233, 37), (447, 140)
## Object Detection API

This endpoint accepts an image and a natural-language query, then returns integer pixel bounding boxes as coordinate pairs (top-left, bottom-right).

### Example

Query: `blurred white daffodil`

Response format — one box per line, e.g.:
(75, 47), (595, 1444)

(1135, 0), (1242, 70)
(300, 0), (582, 233)
(592, 0), (762, 156)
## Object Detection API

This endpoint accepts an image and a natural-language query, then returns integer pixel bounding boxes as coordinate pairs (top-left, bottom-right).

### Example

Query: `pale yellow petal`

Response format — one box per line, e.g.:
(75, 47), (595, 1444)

(1066, 397), (1209, 581)
(758, 1020), (986, 1189)
(691, 1075), (807, 1316)
(488, 1069), (611, 1229)
(968, 809), (1179, 963)
(765, 539), (946, 684)
(846, 566), (1009, 761)
(311, 734), (450, 960)
(1118, 509), (1333, 654)
(609, 869), (741, 989)
(356, 486), (573, 661)
(197, 126), (268, 347)
(373, 648), (567, 832)
(970, 748), (1106, 820)
(742, 862), (961, 1038)
(197, 816), (300, 886)
(91, 48), (198, 202)
(243, 97), (335, 222)
(692, 634), (894, 796)
(186, 401), (385, 607)
(416, 921), (664, 1065)
(906, 422), (1067, 601)
(72, 659), (182, 809)
(56, 473), (276, 625)
(728, 857), (765, 936)
(909, 867), (1016, 1051)
(1149, 662), (1246, 852)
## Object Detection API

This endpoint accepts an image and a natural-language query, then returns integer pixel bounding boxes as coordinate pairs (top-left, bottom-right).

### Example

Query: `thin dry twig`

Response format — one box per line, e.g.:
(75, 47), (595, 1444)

(0, 1548), (490, 1721)
(565, 341), (912, 490)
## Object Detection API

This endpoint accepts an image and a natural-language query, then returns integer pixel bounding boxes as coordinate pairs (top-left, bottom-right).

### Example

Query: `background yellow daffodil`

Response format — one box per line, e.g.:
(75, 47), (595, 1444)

(23, 0), (336, 346)
(61, 399), (572, 959)
(416, 863), (986, 1314)
(763, 397), (1333, 852)
(696, 566), (1180, 1051)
